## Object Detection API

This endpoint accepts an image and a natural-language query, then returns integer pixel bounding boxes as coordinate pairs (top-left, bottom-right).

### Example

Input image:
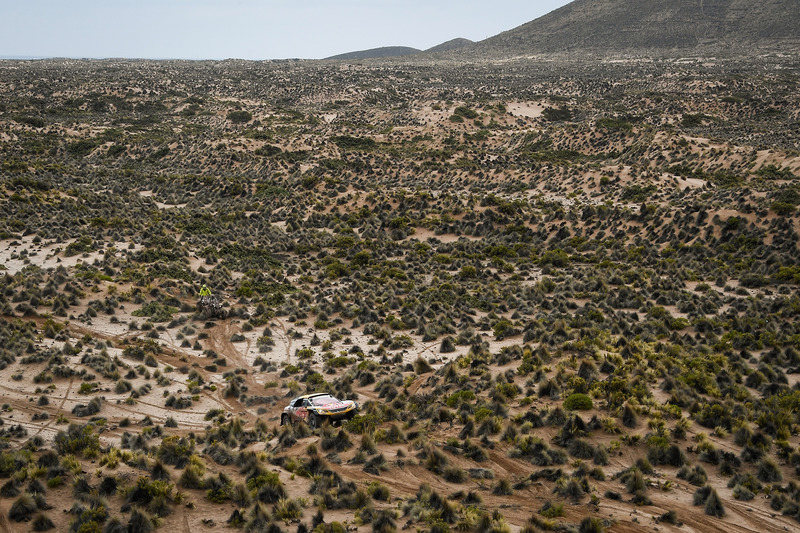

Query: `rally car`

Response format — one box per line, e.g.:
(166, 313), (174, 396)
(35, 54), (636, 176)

(280, 393), (358, 429)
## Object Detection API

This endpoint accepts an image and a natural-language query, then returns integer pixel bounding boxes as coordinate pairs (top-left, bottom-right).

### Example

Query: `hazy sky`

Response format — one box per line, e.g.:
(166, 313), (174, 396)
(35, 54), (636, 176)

(1, 1), (572, 60)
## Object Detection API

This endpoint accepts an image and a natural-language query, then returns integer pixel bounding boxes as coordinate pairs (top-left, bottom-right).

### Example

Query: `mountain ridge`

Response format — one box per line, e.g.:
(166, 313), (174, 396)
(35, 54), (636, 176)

(464, 0), (800, 58)
(327, 0), (800, 62)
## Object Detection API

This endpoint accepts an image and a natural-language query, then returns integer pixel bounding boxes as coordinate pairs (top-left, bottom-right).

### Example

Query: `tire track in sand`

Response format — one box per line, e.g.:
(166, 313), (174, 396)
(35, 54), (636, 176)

(273, 317), (293, 362)
(32, 376), (74, 438)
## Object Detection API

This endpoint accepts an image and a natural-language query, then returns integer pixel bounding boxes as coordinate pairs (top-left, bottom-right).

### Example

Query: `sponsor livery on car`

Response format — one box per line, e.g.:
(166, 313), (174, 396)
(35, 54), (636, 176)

(280, 393), (358, 429)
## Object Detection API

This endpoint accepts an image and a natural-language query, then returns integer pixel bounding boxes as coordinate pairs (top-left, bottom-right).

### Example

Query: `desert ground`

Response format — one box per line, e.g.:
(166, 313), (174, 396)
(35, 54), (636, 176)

(0, 56), (798, 533)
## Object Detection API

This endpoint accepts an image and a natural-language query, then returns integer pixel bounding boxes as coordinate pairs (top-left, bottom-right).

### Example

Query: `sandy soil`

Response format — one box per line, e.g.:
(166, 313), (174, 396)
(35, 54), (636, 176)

(507, 102), (544, 119)
(0, 235), (111, 276)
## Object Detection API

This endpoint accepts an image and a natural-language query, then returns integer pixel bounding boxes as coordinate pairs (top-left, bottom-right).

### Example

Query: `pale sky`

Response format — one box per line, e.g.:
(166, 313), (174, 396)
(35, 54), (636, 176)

(0, 1), (571, 60)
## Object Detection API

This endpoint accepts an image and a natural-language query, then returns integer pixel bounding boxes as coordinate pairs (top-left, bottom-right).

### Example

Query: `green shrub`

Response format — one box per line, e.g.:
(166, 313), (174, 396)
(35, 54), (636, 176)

(539, 249), (570, 267)
(446, 390), (475, 408)
(453, 106), (478, 119)
(227, 110), (252, 123)
(332, 135), (377, 151)
(54, 423), (100, 456)
(681, 113), (705, 127)
(771, 202), (795, 215)
(13, 115), (45, 128)
(543, 106), (572, 122)
(66, 139), (100, 158)
(596, 117), (632, 131)
(563, 393), (593, 411)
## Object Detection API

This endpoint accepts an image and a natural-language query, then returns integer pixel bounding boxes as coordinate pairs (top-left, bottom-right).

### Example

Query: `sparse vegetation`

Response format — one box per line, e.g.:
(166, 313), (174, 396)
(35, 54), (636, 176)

(0, 48), (797, 533)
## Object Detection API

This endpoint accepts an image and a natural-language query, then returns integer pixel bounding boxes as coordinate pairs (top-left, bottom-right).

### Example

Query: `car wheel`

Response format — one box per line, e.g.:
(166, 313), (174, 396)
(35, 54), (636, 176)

(308, 414), (320, 430)
(280, 414), (288, 426)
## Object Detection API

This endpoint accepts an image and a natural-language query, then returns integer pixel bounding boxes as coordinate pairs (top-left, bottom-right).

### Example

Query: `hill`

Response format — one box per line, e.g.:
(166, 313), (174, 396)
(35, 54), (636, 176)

(467, 0), (800, 57)
(325, 37), (473, 61)
(425, 37), (474, 54)
(325, 45), (420, 60)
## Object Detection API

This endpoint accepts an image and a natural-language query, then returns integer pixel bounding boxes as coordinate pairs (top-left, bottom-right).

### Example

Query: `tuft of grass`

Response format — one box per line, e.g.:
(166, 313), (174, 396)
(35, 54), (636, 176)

(442, 465), (466, 483)
(177, 465), (206, 492)
(579, 516), (605, 533)
(704, 488), (725, 518)
(127, 507), (155, 533)
(9, 493), (38, 522)
(31, 512), (55, 531)
(492, 478), (513, 495)
(1, 479), (20, 498)
(539, 501), (564, 518)
(273, 497), (305, 521)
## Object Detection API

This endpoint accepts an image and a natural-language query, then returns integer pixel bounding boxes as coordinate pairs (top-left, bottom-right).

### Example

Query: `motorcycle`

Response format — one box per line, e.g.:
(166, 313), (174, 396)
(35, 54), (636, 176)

(197, 295), (226, 319)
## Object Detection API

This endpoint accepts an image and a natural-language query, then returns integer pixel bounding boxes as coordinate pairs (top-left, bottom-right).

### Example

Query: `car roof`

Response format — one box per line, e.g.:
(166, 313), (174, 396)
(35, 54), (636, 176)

(293, 392), (334, 401)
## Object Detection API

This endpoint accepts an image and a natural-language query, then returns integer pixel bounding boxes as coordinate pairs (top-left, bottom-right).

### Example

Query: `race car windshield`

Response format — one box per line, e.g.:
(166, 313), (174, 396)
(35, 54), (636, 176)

(310, 395), (339, 406)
